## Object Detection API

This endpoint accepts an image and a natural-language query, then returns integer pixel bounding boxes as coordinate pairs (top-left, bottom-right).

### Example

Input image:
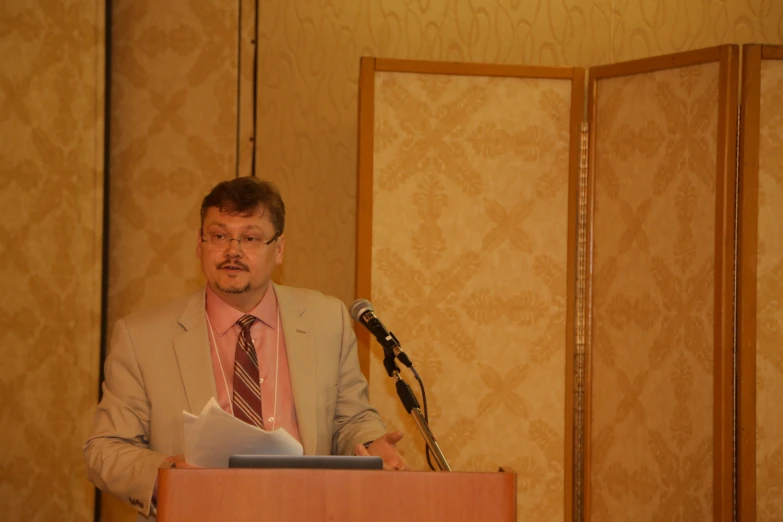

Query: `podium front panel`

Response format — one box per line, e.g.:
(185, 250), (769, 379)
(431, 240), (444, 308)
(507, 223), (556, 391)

(157, 468), (516, 522)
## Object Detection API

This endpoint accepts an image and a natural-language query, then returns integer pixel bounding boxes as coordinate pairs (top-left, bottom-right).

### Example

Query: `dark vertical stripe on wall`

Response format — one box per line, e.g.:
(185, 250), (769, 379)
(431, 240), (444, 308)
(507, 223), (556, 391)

(250, 0), (259, 177)
(236, 0), (259, 178)
(98, 0), (112, 405)
(234, 0), (242, 178)
(94, 0), (112, 520)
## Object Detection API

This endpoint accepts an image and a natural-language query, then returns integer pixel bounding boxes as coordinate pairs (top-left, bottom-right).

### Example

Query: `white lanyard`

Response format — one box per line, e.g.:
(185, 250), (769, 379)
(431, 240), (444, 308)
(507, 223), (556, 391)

(206, 307), (281, 430)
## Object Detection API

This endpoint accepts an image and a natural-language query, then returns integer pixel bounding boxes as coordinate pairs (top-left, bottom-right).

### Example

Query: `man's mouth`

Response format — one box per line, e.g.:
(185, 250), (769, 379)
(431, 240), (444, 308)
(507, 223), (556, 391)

(219, 263), (248, 271)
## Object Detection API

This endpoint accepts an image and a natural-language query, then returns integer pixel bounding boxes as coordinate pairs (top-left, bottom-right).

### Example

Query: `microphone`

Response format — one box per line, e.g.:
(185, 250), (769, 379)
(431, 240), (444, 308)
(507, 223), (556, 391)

(349, 299), (413, 368)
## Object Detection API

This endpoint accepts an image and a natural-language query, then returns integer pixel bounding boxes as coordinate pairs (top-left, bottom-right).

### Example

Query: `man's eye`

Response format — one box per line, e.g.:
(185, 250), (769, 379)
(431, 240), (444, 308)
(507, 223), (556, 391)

(243, 236), (260, 243)
(212, 233), (226, 240)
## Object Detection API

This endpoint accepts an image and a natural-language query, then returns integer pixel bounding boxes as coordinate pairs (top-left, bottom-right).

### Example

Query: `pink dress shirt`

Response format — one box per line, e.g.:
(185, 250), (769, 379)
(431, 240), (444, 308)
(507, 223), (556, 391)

(204, 284), (302, 443)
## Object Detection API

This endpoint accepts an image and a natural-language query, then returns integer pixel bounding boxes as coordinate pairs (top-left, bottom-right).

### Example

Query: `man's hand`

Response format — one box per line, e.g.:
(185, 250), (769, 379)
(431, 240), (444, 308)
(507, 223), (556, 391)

(354, 431), (408, 471)
(160, 454), (198, 469)
(153, 454), (198, 508)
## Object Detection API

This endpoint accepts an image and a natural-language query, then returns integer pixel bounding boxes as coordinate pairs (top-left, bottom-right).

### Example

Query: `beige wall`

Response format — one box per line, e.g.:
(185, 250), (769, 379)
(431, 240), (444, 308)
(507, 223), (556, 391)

(0, 1), (105, 521)
(255, 0), (783, 305)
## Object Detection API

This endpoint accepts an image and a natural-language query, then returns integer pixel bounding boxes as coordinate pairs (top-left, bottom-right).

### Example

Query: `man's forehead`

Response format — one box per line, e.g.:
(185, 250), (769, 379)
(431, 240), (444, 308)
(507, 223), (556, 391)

(203, 205), (271, 226)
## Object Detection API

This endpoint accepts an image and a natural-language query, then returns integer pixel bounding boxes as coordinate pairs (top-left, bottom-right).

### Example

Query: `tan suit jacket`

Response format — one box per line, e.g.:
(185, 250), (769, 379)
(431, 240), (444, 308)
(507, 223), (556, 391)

(84, 285), (387, 519)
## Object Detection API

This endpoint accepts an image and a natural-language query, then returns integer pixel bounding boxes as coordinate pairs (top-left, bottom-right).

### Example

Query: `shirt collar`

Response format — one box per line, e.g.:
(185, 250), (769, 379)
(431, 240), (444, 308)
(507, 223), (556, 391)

(205, 284), (279, 336)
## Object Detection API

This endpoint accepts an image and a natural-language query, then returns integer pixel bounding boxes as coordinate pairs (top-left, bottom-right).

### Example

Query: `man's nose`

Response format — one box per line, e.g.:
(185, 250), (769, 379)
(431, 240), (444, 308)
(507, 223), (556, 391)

(224, 239), (243, 256)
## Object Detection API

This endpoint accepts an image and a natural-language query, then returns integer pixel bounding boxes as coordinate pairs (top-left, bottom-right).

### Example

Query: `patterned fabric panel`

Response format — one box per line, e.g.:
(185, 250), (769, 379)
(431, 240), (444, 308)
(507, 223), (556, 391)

(0, 2), (105, 521)
(370, 71), (573, 521)
(756, 58), (783, 521)
(590, 63), (719, 522)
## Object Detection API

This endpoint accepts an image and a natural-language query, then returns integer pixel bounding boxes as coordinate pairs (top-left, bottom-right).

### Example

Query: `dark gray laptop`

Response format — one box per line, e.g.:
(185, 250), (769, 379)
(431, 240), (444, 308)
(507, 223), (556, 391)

(228, 455), (383, 470)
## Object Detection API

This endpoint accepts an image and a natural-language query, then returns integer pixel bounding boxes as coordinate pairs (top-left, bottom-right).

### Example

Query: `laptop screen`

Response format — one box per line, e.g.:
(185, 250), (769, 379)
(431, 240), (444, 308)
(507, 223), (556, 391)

(228, 455), (384, 470)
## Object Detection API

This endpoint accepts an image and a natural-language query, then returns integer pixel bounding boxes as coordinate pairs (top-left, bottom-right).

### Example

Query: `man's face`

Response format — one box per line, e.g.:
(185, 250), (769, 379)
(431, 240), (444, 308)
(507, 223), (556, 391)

(196, 205), (284, 308)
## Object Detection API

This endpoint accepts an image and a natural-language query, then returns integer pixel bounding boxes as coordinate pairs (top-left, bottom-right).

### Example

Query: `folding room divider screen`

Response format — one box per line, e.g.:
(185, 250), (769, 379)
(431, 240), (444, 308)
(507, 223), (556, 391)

(739, 44), (783, 522)
(357, 58), (583, 522)
(357, 44), (783, 522)
(585, 46), (737, 522)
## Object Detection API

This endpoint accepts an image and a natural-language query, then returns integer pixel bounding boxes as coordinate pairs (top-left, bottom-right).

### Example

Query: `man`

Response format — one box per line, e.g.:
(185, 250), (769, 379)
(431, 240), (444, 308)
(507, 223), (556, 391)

(84, 177), (406, 519)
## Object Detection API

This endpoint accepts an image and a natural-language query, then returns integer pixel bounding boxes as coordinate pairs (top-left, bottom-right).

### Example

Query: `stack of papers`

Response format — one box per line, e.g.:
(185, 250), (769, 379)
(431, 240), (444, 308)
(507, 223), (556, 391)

(183, 397), (303, 468)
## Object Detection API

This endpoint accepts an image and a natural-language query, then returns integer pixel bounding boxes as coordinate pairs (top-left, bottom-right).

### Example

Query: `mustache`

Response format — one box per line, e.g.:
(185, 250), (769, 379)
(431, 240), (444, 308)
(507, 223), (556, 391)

(218, 261), (250, 271)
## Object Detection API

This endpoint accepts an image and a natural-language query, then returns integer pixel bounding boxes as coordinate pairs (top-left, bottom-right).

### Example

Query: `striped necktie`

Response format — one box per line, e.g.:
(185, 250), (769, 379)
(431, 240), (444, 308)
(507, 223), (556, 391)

(232, 314), (264, 429)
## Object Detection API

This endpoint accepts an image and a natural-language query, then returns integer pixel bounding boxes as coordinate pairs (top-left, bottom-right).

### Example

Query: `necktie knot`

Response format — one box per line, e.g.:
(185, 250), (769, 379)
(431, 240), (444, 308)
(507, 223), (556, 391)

(237, 314), (256, 331)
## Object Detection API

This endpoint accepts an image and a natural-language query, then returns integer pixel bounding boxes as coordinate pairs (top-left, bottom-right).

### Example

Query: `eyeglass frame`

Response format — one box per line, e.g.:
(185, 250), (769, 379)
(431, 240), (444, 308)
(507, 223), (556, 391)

(199, 228), (281, 250)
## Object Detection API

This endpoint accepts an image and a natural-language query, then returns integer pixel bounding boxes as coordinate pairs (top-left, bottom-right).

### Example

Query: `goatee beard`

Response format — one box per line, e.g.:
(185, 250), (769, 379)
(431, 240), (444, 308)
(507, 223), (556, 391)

(216, 282), (252, 294)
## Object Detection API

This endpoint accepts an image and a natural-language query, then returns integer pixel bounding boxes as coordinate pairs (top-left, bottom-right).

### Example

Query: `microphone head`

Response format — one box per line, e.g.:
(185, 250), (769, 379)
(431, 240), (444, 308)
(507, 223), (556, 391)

(349, 299), (374, 321)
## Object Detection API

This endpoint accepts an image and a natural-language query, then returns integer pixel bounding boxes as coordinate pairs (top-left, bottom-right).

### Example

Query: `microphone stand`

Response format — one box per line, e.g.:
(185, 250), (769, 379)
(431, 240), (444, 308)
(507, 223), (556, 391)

(382, 351), (451, 471)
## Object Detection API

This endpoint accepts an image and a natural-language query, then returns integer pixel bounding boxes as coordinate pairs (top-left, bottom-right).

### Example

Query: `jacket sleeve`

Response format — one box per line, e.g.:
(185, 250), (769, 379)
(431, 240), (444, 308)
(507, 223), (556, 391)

(83, 318), (169, 517)
(330, 300), (388, 456)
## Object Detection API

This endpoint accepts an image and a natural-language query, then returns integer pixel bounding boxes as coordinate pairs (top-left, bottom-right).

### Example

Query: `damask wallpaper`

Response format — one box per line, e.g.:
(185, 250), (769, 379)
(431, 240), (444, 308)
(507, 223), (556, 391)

(756, 58), (783, 521)
(104, 1), (246, 520)
(108, 0), (242, 324)
(1, 1), (780, 521)
(590, 62), (720, 521)
(368, 70), (576, 521)
(0, 1), (105, 521)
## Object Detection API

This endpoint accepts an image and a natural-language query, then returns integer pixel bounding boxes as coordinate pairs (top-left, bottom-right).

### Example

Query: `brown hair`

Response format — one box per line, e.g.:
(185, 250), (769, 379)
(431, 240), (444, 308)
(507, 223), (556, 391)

(200, 177), (285, 235)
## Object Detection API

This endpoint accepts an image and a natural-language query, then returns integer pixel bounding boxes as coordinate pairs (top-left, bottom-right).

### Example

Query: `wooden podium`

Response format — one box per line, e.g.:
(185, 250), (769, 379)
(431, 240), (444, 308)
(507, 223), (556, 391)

(157, 468), (516, 522)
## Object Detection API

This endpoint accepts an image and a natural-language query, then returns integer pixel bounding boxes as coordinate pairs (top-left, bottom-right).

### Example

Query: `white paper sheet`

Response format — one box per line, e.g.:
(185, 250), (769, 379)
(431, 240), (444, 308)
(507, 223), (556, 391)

(183, 397), (303, 468)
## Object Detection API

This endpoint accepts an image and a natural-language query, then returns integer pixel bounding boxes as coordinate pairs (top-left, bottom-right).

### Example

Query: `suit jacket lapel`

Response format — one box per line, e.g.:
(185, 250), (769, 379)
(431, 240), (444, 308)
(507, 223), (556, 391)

(275, 284), (317, 455)
(173, 288), (217, 414)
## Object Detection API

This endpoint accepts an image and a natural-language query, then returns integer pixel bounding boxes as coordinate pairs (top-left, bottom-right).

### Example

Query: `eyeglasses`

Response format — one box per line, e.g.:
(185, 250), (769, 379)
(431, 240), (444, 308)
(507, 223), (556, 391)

(200, 230), (280, 251)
